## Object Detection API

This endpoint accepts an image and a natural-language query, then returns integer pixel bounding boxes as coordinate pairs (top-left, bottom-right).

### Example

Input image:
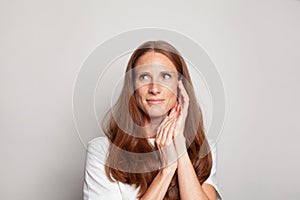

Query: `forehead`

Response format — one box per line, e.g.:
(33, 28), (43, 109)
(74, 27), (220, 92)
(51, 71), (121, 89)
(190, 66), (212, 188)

(134, 52), (177, 72)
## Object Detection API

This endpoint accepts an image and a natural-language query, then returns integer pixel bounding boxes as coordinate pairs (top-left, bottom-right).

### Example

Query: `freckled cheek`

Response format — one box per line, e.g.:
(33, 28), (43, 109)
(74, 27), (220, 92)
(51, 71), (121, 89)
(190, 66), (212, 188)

(163, 80), (178, 90)
(134, 88), (148, 104)
(164, 90), (177, 107)
(163, 83), (177, 97)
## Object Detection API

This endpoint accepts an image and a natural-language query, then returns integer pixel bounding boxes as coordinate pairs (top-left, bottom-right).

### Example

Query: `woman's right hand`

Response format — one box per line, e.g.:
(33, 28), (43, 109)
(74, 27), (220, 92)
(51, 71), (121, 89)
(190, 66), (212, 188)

(155, 107), (178, 171)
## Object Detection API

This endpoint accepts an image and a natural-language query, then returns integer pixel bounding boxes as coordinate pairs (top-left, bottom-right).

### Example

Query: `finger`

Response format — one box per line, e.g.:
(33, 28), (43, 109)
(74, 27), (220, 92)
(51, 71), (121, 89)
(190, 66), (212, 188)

(156, 119), (167, 147)
(176, 92), (184, 116)
(179, 104), (183, 115)
(169, 102), (178, 117)
(176, 102), (181, 113)
(178, 90), (182, 105)
(172, 104), (181, 120)
(155, 132), (161, 147)
(161, 115), (170, 124)
(178, 81), (188, 99)
(166, 119), (176, 145)
(167, 106), (179, 124)
(169, 107), (176, 118)
(178, 80), (188, 97)
(157, 115), (169, 135)
(169, 110), (177, 120)
(156, 115), (173, 146)
(178, 81), (189, 106)
(160, 118), (175, 145)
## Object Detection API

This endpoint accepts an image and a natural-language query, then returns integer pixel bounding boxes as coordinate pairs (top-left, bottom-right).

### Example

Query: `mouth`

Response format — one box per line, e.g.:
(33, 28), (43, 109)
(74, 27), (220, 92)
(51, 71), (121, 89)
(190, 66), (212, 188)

(146, 99), (165, 105)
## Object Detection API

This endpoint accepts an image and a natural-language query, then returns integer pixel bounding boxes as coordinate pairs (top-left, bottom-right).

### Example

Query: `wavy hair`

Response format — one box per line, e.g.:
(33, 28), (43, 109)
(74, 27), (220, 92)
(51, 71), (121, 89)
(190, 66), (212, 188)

(101, 40), (212, 199)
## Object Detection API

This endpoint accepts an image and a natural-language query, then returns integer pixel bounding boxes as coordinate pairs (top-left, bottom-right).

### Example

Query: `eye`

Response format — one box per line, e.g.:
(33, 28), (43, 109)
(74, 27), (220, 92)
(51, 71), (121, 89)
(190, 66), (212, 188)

(139, 74), (151, 81)
(162, 73), (172, 79)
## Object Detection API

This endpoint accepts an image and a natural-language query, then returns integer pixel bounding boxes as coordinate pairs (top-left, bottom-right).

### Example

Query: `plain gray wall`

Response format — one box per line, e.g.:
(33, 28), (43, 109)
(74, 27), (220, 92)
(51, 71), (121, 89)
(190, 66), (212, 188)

(1, 0), (300, 199)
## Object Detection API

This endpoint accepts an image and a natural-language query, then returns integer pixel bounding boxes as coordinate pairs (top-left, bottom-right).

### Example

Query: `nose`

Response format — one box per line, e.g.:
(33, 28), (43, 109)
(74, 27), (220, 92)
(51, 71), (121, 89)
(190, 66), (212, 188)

(148, 82), (161, 95)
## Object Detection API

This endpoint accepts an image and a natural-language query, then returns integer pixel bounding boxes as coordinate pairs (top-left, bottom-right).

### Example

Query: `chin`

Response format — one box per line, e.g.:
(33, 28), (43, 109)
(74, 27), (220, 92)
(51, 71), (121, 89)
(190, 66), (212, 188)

(145, 106), (168, 118)
(147, 113), (167, 118)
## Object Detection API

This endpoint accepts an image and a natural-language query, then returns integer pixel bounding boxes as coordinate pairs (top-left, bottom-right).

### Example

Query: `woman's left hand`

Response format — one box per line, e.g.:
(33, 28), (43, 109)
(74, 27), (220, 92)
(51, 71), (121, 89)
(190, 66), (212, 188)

(156, 79), (190, 161)
(175, 80), (190, 136)
(171, 80), (190, 155)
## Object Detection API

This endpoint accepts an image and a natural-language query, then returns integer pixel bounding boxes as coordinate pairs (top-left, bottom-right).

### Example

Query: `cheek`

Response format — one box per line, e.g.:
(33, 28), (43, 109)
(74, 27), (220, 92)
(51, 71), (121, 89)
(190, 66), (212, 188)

(137, 86), (148, 96)
(134, 87), (147, 104)
(166, 88), (177, 106)
(167, 82), (178, 98)
(163, 80), (178, 93)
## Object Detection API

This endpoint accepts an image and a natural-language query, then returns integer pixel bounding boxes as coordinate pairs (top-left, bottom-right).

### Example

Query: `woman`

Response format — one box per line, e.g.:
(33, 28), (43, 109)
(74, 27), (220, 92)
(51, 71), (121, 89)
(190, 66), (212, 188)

(83, 40), (222, 199)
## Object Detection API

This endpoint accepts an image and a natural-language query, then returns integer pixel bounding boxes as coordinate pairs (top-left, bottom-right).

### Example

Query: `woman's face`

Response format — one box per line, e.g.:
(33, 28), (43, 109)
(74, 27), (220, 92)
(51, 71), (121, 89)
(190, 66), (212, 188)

(133, 52), (179, 119)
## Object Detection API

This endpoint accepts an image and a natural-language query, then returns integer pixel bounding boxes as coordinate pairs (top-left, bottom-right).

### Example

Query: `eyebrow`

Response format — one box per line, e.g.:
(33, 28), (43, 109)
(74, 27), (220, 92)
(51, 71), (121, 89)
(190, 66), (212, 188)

(135, 71), (177, 76)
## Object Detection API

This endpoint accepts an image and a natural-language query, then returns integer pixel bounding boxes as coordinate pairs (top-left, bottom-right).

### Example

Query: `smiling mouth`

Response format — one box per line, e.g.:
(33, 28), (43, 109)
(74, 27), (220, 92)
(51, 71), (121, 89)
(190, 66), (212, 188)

(146, 99), (165, 105)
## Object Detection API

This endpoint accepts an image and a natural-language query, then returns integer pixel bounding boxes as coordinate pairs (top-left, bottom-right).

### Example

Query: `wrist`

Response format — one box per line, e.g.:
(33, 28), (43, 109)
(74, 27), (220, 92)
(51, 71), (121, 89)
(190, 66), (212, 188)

(160, 162), (177, 176)
(174, 134), (187, 157)
(178, 150), (189, 162)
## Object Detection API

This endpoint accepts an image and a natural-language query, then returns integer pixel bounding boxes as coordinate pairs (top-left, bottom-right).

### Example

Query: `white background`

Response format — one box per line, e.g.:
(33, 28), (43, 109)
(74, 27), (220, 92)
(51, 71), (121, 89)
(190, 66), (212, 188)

(1, 0), (300, 199)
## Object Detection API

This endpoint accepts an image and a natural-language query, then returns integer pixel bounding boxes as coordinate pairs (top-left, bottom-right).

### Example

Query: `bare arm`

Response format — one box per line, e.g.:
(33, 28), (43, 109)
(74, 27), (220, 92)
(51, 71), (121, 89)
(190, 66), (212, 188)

(140, 111), (178, 200)
(174, 80), (217, 200)
(139, 163), (176, 200)
(177, 149), (216, 200)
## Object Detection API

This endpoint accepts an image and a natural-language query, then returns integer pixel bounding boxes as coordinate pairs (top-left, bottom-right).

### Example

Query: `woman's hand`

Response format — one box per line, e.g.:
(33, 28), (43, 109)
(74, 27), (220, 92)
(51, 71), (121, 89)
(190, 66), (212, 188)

(140, 111), (178, 200)
(169, 80), (190, 157)
(174, 80), (190, 136)
(155, 110), (178, 170)
(155, 80), (190, 167)
(139, 112), (178, 200)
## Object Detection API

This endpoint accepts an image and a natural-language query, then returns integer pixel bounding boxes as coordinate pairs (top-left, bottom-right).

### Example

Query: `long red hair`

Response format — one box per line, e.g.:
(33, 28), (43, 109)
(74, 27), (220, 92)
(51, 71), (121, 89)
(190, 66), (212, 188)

(101, 40), (212, 199)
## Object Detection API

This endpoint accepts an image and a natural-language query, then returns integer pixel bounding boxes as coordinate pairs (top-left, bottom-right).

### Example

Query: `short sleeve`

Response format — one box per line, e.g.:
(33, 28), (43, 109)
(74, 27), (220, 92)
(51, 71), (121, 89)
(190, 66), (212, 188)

(204, 140), (223, 200)
(83, 137), (122, 200)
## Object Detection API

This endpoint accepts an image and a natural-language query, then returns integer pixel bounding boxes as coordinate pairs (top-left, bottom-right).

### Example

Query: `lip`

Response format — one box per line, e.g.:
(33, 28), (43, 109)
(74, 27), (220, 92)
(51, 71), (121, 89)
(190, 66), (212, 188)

(146, 99), (165, 105)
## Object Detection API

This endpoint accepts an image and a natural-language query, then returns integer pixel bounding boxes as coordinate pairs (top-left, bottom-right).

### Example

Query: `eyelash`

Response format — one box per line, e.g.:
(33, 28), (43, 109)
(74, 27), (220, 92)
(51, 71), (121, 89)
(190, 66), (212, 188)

(139, 74), (150, 80)
(138, 73), (172, 81)
(162, 73), (171, 79)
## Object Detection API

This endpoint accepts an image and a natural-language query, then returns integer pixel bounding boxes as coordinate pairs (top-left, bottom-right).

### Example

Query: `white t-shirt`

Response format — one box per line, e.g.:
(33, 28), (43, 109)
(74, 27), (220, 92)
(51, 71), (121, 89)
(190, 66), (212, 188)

(83, 137), (222, 200)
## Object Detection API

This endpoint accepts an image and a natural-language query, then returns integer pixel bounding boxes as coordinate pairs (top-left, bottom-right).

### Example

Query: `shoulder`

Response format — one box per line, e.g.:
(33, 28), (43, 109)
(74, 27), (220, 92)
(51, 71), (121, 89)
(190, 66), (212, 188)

(86, 136), (110, 164)
(207, 139), (217, 159)
(88, 136), (109, 149)
(204, 139), (223, 199)
(83, 137), (123, 199)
